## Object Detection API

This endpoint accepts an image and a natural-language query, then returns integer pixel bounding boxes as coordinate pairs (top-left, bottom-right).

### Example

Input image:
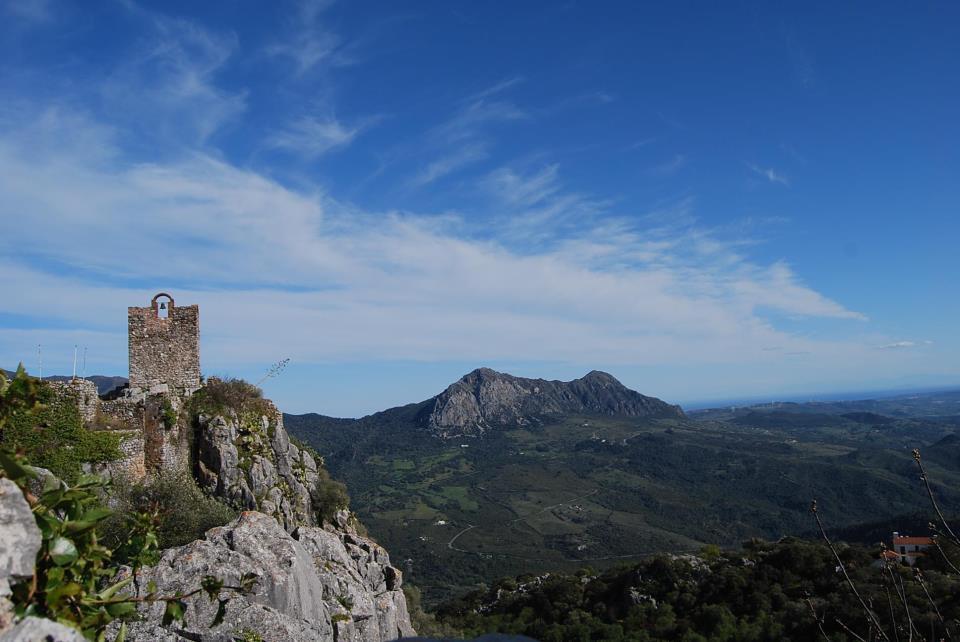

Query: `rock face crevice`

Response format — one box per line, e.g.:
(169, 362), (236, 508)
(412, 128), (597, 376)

(196, 404), (320, 533)
(120, 511), (414, 642)
(420, 368), (685, 438)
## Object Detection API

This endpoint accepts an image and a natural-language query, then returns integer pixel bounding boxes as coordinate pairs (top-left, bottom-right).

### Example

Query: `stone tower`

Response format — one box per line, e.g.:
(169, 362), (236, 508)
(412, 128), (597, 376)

(128, 293), (200, 396)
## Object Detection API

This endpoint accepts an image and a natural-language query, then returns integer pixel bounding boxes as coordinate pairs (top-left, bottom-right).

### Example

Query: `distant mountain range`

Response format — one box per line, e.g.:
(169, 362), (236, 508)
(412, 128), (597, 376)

(285, 368), (960, 604)
(289, 368), (682, 440)
(2, 369), (127, 396)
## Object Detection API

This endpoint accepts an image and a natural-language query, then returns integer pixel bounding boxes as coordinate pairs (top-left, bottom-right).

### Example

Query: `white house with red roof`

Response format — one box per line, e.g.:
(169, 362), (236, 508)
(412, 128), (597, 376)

(892, 532), (934, 565)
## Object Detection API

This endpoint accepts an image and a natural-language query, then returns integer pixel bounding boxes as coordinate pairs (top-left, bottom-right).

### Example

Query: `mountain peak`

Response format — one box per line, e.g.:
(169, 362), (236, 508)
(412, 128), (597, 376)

(420, 369), (683, 438)
(580, 370), (621, 385)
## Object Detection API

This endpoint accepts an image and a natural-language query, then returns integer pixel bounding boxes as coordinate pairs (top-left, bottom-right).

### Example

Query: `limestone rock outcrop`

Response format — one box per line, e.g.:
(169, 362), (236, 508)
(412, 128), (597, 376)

(0, 478), (41, 636)
(196, 405), (320, 532)
(421, 368), (685, 438)
(119, 510), (414, 642)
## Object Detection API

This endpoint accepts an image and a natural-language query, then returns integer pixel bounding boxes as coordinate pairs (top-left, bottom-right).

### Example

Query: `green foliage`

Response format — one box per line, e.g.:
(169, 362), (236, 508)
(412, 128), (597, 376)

(160, 398), (178, 430)
(101, 469), (237, 553)
(288, 406), (960, 603)
(330, 612), (351, 624)
(189, 377), (271, 419)
(1, 450), (257, 640)
(433, 538), (960, 641)
(2, 378), (122, 483)
(403, 584), (464, 638)
(311, 465), (350, 525)
(0, 364), (41, 432)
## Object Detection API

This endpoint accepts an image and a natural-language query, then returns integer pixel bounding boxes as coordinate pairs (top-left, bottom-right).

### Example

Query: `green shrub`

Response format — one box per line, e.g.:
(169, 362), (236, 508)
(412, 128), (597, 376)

(101, 469), (237, 553)
(189, 377), (272, 418)
(0, 364), (40, 431)
(2, 378), (121, 483)
(403, 584), (464, 638)
(312, 466), (350, 525)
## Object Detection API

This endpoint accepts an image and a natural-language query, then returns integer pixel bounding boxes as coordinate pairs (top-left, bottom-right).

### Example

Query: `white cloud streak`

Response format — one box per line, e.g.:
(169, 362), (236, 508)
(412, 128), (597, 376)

(0, 106), (870, 377)
(101, 13), (246, 144)
(877, 340), (932, 350)
(747, 163), (790, 186)
(265, 0), (346, 74)
(409, 144), (489, 188)
(267, 114), (366, 158)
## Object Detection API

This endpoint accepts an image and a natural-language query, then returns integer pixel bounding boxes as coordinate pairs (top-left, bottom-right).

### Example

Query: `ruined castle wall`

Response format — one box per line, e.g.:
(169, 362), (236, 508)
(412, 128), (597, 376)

(86, 430), (146, 481)
(48, 379), (100, 424)
(128, 303), (200, 395)
(96, 398), (143, 432)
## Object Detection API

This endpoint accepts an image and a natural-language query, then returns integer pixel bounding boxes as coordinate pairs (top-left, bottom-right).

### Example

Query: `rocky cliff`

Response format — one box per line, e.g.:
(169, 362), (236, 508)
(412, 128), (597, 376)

(1, 381), (416, 641)
(115, 510), (414, 642)
(419, 368), (684, 438)
(195, 402), (321, 533)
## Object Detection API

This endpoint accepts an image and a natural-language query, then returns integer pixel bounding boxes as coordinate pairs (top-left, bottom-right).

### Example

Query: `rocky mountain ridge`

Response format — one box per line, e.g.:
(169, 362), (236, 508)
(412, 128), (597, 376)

(285, 368), (684, 441)
(419, 368), (685, 438)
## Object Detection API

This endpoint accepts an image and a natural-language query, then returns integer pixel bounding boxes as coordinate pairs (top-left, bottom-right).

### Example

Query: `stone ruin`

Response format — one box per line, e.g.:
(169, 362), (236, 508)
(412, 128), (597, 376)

(49, 293), (203, 480)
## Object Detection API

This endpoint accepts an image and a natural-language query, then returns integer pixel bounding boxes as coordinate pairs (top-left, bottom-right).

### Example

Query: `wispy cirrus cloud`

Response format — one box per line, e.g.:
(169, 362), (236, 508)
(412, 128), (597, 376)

(265, 0), (348, 74)
(747, 163), (790, 186)
(266, 113), (372, 158)
(405, 81), (528, 188)
(408, 143), (489, 188)
(646, 153), (687, 177)
(101, 12), (246, 145)
(878, 340), (933, 350)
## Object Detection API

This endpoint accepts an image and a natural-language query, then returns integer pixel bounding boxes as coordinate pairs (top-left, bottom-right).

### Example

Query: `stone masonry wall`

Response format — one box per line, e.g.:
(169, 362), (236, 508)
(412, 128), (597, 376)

(47, 379), (99, 425)
(128, 298), (200, 396)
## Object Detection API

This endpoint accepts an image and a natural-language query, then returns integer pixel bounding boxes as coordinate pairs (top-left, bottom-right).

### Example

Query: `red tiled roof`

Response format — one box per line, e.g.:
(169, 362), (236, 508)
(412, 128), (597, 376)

(881, 550), (899, 560)
(893, 536), (933, 546)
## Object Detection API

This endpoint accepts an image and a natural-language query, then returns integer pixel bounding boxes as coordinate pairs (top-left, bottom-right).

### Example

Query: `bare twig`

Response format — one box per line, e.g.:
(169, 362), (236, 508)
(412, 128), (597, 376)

(928, 525), (960, 577)
(812, 500), (890, 641)
(835, 617), (869, 642)
(914, 450), (960, 547)
(806, 596), (832, 641)
(914, 568), (946, 633)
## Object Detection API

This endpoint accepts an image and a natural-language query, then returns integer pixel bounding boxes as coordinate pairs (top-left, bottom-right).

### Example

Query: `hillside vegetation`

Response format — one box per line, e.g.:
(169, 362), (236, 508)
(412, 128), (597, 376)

(287, 375), (960, 603)
(431, 537), (960, 641)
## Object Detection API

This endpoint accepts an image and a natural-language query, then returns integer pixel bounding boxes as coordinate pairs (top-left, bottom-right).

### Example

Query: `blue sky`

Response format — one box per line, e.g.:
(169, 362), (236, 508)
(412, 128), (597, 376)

(1, 0), (957, 415)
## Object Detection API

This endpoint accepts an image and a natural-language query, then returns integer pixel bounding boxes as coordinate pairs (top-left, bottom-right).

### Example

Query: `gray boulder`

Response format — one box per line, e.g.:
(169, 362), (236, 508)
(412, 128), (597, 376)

(0, 616), (86, 642)
(123, 511), (414, 641)
(0, 479), (41, 636)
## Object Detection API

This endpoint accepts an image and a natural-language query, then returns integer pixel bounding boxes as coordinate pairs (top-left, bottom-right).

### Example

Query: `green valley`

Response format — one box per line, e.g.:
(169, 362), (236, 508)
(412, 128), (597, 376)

(286, 370), (960, 604)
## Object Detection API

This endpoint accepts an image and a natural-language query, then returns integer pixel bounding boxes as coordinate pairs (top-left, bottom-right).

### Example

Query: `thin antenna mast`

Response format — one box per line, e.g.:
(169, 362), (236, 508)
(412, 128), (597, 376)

(38, 344), (42, 380)
(73, 345), (78, 380)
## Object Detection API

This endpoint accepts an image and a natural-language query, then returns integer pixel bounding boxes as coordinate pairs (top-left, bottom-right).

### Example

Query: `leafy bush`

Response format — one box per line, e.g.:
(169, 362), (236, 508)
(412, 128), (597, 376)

(403, 584), (464, 638)
(188, 377), (272, 418)
(0, 364), (40, 430)
(1, 374), (121, 483)
(312, 466), (350, 525)
(101, 469), (237, 552)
